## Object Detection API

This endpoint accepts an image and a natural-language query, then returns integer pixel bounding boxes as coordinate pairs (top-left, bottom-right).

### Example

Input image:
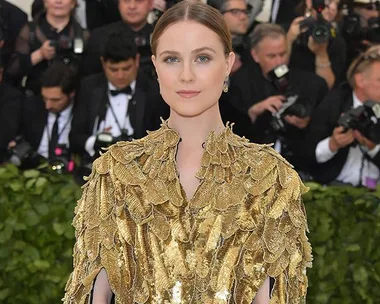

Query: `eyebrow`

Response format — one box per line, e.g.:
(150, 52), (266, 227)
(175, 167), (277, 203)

(159, 47), (217, 57)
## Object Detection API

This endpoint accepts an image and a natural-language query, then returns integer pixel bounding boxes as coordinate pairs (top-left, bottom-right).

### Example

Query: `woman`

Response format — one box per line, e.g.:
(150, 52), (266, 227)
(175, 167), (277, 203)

(7, 0), (88, 96)
(63, 2), (312, 303)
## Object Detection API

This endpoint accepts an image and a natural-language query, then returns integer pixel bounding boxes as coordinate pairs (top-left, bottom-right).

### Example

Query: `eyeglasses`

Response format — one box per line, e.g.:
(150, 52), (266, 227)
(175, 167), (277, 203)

(349, 47), (380, 78)
(221, 8), (252, 17)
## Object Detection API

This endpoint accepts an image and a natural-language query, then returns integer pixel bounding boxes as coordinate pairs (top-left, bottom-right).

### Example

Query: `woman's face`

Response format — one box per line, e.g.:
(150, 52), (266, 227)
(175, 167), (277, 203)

(44, 0), (76, 18)
(152, 21), (234, 118)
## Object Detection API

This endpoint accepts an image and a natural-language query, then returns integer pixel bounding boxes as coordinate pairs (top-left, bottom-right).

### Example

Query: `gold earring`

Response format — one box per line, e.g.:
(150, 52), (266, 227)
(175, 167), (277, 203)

(223, 76), (229, 93)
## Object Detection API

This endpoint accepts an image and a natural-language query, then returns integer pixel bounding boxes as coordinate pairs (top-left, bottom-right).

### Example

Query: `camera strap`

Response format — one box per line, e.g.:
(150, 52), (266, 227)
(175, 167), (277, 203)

(106, 95), (134, 135)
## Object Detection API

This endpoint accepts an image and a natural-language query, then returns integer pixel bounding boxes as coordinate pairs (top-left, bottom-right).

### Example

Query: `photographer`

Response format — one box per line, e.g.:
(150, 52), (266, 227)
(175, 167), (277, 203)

(70, 31), (167, 166)
(340, 0), (380, 70)
(229, 23), (328, 173)
(81, 0), (154, 79)
(208, 0), (252, 73)
(287, 0), (347, 89)
(306, 45), (380, 187)
(6, 0), (89, 96)
(8, 62), (76, 172)
(0, 55), (23, 163)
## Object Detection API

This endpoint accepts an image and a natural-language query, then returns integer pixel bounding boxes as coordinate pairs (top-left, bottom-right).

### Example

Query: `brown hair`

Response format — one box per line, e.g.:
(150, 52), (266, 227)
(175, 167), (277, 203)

(347, 45), (380, 88)
(150, 1), (232, 56)
(249, 23), (286, 49)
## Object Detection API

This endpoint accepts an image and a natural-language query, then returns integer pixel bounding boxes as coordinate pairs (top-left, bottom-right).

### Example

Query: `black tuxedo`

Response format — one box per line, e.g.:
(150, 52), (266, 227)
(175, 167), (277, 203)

(305, 83), (380, 184)
(0, 82), (23, 161)
(229, 58), (328, 171)
(69, 72), (168, 158)
(81, 21), (154, 78)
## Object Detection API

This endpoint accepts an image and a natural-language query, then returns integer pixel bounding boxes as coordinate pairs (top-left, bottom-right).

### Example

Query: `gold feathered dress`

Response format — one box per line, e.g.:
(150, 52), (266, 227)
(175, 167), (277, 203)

(63, 122), (312, 304)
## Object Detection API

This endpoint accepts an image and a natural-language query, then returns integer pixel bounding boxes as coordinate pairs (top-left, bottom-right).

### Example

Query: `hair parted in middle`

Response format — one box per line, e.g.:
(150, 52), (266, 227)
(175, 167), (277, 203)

(150, 0), (233, 56)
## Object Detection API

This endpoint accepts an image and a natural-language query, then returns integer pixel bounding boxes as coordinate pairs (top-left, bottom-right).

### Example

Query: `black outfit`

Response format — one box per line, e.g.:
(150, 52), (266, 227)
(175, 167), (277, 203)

(229, 58), (328, 171)
(0, 0), (28, 71)
(305, 83), (380, 184)
(289, 32), (347, 87)
(6, 14), (89, 95)
(273, 0), (299, 30)
(0, 81), (23, 162)
(81, 21), (154, 78)
(69, 72), (168, 161)
(19, 94), (48, 151)
(31, 0), (121, 31)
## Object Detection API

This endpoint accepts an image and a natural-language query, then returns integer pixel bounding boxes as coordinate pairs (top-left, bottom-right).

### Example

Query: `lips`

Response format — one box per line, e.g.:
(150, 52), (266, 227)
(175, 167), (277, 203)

(177, 90), (201, 98)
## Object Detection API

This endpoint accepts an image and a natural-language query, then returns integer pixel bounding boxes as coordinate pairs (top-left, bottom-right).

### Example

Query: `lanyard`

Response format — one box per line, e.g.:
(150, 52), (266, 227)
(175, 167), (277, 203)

(106, 95), (133, 134)
(46, 111), (73, 145)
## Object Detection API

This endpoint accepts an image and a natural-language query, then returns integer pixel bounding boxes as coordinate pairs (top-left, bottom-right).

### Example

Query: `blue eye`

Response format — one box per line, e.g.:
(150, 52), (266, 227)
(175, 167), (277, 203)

(164, 56), (179, 63)
(197, 55), (210, 63)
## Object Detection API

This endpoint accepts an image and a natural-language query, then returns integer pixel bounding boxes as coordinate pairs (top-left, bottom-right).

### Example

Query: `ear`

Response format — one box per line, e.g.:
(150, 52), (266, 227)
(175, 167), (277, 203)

(226, 52), (236, 76)
(148, 0), (154, 10)
(70, 91), (75, 99)
(151, 54), (157, 73)
(354, 72), (365, 89)
(250, 48), (259, 63)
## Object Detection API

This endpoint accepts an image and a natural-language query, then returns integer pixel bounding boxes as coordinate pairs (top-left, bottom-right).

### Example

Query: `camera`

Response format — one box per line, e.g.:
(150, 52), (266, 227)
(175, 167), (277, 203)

(340, 2), (380, 45)
(49, 36), (84, 54)
(94, 131), (134, 155)
(267, 64), (311, 132)
(299, 0), (335, 44)
(7, 136), (43, 168)
(337, 100), (380, 144)
(49, 144), (74, 174)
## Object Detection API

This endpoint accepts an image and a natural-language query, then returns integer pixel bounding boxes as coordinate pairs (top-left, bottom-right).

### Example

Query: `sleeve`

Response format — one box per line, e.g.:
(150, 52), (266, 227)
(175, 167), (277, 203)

(6, 24), (34, 81)
(63, 153), (135, 304)
(238, 149), (312, 304)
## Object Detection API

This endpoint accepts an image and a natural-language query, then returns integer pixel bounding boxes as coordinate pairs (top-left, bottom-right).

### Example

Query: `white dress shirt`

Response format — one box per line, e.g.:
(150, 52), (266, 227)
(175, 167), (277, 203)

(85, 81), (136, 157)
(37, 103), (74, 159)
(315, 93), (380, 186)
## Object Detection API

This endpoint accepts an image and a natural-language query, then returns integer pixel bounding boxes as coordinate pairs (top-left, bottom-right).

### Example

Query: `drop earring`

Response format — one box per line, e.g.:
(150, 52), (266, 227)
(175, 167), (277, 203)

(223, 76), (229, 93)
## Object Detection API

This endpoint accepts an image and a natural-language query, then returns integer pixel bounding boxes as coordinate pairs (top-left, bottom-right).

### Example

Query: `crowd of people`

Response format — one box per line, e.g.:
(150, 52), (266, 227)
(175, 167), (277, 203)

(0, 0), (380, 188)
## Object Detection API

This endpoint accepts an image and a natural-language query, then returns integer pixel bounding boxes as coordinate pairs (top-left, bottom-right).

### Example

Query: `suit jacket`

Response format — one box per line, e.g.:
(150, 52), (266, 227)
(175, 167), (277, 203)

(228, 58), (328, 171)
(19, 94), (47, 151)
(69, 72), (168, 158)
(0, 82), (24, 161)
(306, 83), (380, 184)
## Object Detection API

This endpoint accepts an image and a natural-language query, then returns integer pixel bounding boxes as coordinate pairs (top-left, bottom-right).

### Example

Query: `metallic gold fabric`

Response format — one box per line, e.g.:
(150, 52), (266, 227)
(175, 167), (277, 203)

(63, 122), (312, 304)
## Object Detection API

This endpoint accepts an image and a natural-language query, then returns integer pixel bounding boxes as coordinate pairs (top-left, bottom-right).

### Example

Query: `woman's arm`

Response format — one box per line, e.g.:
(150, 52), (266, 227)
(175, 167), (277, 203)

(92, 269), (113, 304)
(253, 277), (270, 304)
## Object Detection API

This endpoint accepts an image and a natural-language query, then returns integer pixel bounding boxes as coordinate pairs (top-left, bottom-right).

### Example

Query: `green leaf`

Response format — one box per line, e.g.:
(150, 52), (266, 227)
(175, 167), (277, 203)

(35, 177), (48, 189)
(9, 181), (22, 192)
(346, 244), (361, 252)
(33, 260), (50, 270)
(0, 288), (10, 300)
(23, 169), (40, 179)
(25, 209), (40, 226)
(52, 223), (65, 235)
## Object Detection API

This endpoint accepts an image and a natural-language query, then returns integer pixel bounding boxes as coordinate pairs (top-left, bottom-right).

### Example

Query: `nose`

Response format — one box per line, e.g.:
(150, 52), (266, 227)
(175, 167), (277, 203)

(274, 55), (285, 67)
(179, 61), (195, 84)
(45, 100), (53, 111)
(129, 0), (137, 8)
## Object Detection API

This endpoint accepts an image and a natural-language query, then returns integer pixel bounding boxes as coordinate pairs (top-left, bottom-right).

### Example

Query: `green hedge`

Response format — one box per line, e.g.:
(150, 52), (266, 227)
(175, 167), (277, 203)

(0, 165), (379, 303)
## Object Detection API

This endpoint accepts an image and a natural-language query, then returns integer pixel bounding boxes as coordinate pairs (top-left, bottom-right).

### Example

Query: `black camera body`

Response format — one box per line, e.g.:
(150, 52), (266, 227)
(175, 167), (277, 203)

(49, 36), (84, 54)
(341, 2), (380, 45)
(267, 64), (311, 132)
(49, 144), (74, 174)
(337, 100), (380, 144)
(298, 0), (335, 45)
(7, 136), (42, 168)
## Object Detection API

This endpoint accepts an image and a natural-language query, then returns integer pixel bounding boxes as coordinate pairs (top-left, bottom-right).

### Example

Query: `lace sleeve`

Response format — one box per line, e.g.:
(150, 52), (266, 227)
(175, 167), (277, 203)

(7, 24), (34, 80)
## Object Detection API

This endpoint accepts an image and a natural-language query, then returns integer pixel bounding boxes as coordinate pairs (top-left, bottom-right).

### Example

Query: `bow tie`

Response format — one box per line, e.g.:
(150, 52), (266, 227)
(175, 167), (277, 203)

(110, 86), (132, 96)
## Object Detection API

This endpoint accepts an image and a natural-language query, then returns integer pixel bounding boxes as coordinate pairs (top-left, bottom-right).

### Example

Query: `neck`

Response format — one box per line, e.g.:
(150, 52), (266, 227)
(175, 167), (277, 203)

(168, 104), (225, 147)
(46, 13), (71, 32)
(354, 89), (367, 103)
